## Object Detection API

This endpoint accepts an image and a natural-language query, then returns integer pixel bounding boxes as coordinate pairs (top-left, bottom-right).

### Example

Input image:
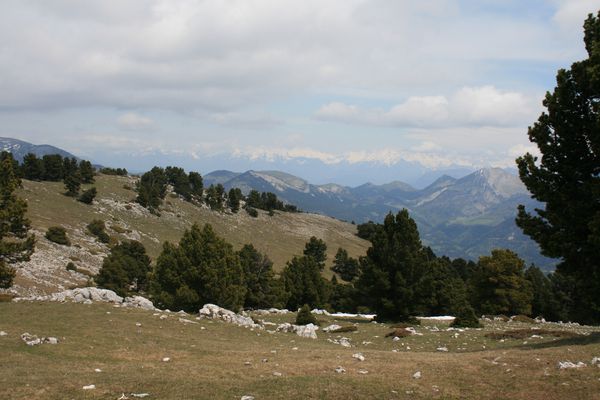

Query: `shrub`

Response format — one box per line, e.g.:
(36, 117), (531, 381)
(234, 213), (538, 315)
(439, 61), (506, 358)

(66, 262), (77, 272)
(87, 219), (110, 243)
(296, 304), (317, 325)
(451, 304), (482, 328)
(385, 328), (410, 338)
(246, 207), (258, 218)
(77, 187), (97, 204)
(45, 226), (70, 246)
(511, 314), (536, 324)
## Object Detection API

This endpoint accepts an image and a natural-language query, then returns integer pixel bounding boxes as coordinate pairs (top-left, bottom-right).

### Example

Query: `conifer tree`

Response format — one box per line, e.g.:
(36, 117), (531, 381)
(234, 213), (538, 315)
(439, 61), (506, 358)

(228, 188), (242, 213)
(303, 236), (327, 270)
(515, 11), (600, 324)
(136, 167), (167, 213)
(64, 171), (81, 197)
(0, 154), (35, 288)
(21, 153), (44, 181)
(282, 255), (327, 310)
(96, 240), (151, 296)
(238, 244), (282, 308)
(331, 247), (359, 282)
(78, 160), (95, 184)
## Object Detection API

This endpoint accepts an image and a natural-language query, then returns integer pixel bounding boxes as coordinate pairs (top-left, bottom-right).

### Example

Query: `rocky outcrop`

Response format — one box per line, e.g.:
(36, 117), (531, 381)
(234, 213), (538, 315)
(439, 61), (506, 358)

(14, 287), (156, 310)
(198, 304), (262, 329)
(276, 322), (318, 339)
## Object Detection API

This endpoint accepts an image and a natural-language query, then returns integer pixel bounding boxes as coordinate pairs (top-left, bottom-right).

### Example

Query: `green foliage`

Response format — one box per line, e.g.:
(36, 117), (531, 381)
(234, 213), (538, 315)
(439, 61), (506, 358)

(78, 160), (95, 184)
(245, 189), (297, 212)
(329, 277), (358, 312)
(165, 166), (191, 200)
(63, 171), (81, 197)
(188, 171), (203, 200)
(150, 224), (246, 312)
(356, 210), (434, 322)
(40, 154), (63, 181)
(45, 226), (70, 246)
(245, 207), (258, 218)
(21, 153), (44, 180)
(205, 184), (225, 211)
(303, 236), (327, 270)
(66, 262), (77, 272)
(228, 188), (242, 213)
(87, 219), (110, 244)
(238, 244), (285, 309)
(451, 303), (481, 328)
(78, 187), (97, 204)
(331, 247), (359, 282)
(99, 167), (128, 176)
(471, 249), (533, 316)
(515, 12), (600, 324)
(356, 221), (382, 242)
(0, 154), (35, 288)
(96, 240), (151, 296)
(296, 304), (317, 325)
(136, 167), (167, 212)
(282, 255), (327, 310)
(62, 157), (78, 179)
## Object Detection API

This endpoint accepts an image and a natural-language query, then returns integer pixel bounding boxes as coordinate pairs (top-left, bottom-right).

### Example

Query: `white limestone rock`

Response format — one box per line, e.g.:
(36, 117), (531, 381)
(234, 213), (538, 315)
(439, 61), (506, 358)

(199, 304), (262, 329)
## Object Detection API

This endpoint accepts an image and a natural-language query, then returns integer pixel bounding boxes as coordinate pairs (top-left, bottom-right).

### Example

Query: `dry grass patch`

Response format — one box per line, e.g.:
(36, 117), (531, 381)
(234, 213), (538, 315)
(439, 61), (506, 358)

(485, 329), (580, 340)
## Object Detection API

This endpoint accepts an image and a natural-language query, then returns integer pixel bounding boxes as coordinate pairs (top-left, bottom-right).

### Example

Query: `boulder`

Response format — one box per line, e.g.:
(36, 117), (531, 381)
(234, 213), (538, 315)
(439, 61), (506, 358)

(124, 296), (156, 311)
(323, 324), (342, 333)
(199, 304), (262, 329)
(295, 323), (318, 339)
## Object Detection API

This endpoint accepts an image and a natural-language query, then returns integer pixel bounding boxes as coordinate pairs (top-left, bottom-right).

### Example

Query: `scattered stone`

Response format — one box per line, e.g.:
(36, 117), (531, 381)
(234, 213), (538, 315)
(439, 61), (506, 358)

(124, 296), (156, 311)
(591, 357), (600, 366)
(436, 347), (449, 352)
(178, 318), (198, 324)
(352, 353), (365, 362)
(15, 287), (157, 310)
(162, 357), (171, 362)
(135, 322), (142, 327)
(94, 368), (102, 373)
(276, 322), (318, 339)
(159, 315), (168, 320)
(413, 371), (422, 379)
(558, 361), (586, 369)
(311, 308), (330, 315)
(0, 331), (7, 336)
(82, 385), (96, 390)
(199, 304), (262, 329)
(244, 361), (251, 366)
(323, 324), (342, 333)
(335, 366), (346, 374)
(131, 394), (150, 398)
(20, 333), (58, 346)
(241, 396), (255, 400)
(358, 369), (369, 375)
(273, 371), (282, 377)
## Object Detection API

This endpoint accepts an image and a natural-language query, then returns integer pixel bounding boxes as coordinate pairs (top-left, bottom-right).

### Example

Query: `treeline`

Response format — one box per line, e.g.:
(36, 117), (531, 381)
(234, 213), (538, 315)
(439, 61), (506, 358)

(91, 207), (568, 326)
(135, 165), (299, 216)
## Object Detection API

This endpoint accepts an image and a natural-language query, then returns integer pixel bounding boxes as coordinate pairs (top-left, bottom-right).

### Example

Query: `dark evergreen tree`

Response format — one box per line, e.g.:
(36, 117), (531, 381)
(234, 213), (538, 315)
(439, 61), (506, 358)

(150, 224), (246, 312)
(471, 249), (533, 316)
(136, 167), (167, 213)
(87, 219), (110, 244)
(282, 255), (327, 310)
(296, 304), (317, 325)
(188, 171), (204, 200)
(303, 236), (327, 270)
(515, 12), (600, 324)
(205, 184), (225, 211)
(45, 226), (70, 246)
(96, 240), (151, 296)
(331, 247), (359, 282)
(63, 171), (81, 197)
(42, 154), (64, 181)
(246, 190), (262, 209)
(356, 210), (433, 322)
(0, 154), (35, 288)
(356, 221), (383, 242)
(62, 157), (78, 179)
(238, 244), (282, 308)
(228, 188), (242, 213)
(21, 153), (44, 181)
(165, 166), (191, 200)
(78, 160), (95, 184)
(78, 187), (97, 204)
(329, 276), (358, 312)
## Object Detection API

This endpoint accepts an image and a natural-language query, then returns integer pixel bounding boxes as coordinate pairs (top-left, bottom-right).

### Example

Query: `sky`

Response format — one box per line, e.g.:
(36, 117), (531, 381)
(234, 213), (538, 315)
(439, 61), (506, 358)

(0, 0), (598, 185)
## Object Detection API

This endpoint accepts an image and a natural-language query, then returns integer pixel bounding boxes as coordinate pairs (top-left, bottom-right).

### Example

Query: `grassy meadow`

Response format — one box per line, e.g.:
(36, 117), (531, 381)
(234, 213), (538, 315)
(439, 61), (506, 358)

(1, 301), (600, 399)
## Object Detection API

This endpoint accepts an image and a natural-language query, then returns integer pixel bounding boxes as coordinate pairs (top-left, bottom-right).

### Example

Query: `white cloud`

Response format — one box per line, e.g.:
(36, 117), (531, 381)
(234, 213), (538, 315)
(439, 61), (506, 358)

(117, 112), (155, 130)
(316, 86), (539, 128)
(553, 0), (598, 32)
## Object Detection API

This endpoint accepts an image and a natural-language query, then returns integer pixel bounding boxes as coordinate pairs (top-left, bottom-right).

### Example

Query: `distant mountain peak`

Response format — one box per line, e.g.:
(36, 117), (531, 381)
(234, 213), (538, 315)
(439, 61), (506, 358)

(0, 137), (78, 162)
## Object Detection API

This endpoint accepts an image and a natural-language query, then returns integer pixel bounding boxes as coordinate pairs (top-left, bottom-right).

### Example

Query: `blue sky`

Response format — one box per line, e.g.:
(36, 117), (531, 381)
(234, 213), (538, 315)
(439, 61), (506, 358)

(0, 0), (598, 184)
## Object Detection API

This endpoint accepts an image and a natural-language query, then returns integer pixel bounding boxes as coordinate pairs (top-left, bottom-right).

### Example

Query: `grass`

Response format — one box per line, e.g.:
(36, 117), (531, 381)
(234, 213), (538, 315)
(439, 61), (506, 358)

(2, 302), (600, 399)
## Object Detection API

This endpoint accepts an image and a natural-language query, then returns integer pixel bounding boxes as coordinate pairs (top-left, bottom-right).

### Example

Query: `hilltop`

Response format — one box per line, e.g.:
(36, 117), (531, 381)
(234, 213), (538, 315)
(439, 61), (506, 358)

(9, 174), (368, 297)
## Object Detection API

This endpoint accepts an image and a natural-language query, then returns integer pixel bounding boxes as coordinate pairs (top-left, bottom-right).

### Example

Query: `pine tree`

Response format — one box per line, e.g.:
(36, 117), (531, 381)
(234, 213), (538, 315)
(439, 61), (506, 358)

(282, 255), (327, 310)
(471, 249), (533, 316)
(78, 187), (97, 204)
(515, 12), (600, 323)
(151, 224), (246, 312)
(238, 244), (282, 308)
(228, 188), (242, 213)
(78, 160), (95, 184)
(356, 210), (433, 322)
(64, 171), (81, 197)
(0, 154), (35, 288)
(331, 247), (360, 282)
(21, 153), (44, 181)
(303, 236), (327, 270)
(296, 304), (317, 325)
(136, 167), (167, 213)
(188, 171), (204, 200)
(96, 240), (151, 296)
(42, 154), (64, 181)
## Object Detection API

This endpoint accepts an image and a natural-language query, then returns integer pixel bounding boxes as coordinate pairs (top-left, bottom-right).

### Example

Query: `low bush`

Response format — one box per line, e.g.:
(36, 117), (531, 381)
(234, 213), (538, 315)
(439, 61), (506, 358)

(66, 262), (77, 272)
(511, 315), (536, 323)
(45, 226), (70, 246)
(77, 187), (97, 204)
(87, 220), (110, 243)
(246, 207), (258, 218)
(296, 304), (317, 325)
